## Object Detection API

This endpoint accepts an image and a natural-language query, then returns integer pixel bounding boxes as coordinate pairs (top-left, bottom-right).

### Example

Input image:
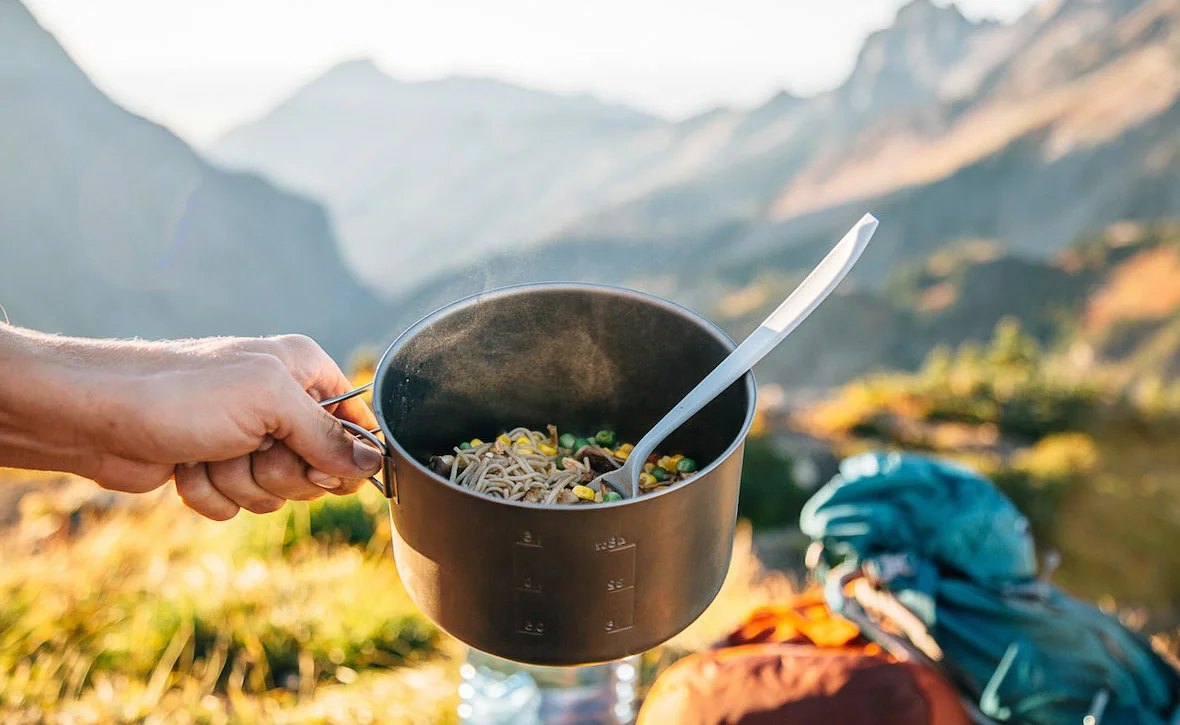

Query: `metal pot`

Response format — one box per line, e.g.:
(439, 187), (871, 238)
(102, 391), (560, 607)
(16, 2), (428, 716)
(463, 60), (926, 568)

(333, 283), (756, 666)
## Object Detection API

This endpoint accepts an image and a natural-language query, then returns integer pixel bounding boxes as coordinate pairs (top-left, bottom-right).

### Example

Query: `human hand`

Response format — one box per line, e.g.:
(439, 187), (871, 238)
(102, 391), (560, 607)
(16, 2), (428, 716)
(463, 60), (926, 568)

(0, 328), (382, 520)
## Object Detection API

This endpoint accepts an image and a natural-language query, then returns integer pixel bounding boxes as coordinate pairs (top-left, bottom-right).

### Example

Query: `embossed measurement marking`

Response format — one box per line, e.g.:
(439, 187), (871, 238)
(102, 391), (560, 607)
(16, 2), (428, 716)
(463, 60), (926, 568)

(514, 534), (547, 636)
(599, 541), (636, 634)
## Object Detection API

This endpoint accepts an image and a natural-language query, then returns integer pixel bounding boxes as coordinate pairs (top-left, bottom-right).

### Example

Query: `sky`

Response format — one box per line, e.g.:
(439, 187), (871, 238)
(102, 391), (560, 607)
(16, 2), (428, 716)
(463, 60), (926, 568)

(24, 0), (1042, 146)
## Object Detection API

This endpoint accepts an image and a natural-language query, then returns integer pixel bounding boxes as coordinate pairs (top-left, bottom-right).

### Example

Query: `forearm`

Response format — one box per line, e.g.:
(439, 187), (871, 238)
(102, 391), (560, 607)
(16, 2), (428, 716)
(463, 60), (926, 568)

(0, 324), (110, 476)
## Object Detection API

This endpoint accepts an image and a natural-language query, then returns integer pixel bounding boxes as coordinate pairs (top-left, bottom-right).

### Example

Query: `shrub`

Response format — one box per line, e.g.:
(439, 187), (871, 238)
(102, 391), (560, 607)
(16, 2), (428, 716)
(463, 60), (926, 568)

(737, 436), (810, 529)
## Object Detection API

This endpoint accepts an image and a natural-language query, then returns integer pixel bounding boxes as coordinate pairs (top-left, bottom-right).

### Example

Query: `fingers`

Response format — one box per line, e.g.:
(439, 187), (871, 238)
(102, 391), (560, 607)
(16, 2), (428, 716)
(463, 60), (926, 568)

(206, 455), (287, 515)
(90, 455), (174, 494)
(258, 334), (378, 431)
(175, 462), (240, 520)
(252, 441), (345, 499)
(177, 442), (364, 521)
(268, 380), (384, 483)
(216, 334), (382, 492)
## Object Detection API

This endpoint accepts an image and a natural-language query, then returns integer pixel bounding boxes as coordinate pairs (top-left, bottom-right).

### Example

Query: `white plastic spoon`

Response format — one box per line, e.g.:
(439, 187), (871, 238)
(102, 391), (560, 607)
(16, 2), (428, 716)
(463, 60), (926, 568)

(592, 213), (880, 499)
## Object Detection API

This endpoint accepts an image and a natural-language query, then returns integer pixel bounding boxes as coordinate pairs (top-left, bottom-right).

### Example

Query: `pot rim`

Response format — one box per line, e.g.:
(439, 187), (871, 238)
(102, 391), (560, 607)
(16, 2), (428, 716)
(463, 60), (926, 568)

(372, 282), (758, 510)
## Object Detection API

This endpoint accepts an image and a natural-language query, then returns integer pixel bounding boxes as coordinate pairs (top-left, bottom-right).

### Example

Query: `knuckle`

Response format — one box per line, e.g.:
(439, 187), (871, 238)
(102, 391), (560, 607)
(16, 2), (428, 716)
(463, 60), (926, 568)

(177, 489), (238, 521)
(288, 486), (326, 502)
(277, 333), (319, 355)
(93, 463), (169, 494)
(312, 410), (349, 449)
(250, 353), (291, 381)
(230, 484), (286, 513)
(252, 451), (299, 487)
(331, 478), (367, 496)
(243, 496), (286, 514)
(204, 504), (240, 522)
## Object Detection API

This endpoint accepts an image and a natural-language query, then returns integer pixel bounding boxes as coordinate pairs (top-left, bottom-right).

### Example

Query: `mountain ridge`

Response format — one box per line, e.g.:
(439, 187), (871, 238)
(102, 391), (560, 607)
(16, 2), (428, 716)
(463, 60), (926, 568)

(0, 0), (389, 357)
(198, 0), (1180, 394)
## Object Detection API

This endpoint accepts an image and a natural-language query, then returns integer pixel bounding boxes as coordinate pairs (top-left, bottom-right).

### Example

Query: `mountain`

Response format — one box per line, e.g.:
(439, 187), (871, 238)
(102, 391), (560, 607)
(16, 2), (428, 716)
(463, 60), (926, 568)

(210, 0), (1008, 296)
(207, 0), (1179, 392)
(209, 60), (672, 291)
(0, 1), (386, 356)
(563, 0), (1177, 275)
(385, 0), (1178, 370)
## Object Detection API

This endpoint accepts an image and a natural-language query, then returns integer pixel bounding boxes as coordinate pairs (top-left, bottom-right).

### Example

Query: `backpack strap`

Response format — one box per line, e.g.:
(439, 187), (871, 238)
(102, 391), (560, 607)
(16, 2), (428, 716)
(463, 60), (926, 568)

(827, 562), (1002, 725)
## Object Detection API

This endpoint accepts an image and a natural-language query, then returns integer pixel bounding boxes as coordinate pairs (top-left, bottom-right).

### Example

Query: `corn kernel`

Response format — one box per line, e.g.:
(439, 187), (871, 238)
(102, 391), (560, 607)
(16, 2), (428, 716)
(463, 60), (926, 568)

(572, 485), (596, 501)
(469, 438), (484, 446)
(614, 448), (631, 461)
(643, 462), (655, 473)
(658, 456), (676, 472)
(518, 447), (535, 455)
(617, 443), (635, 453)
(515, 436), (531, 446)
(639, 472), (658, 488)
(496, 434), (511, 445)
(538, 443), (558, 456)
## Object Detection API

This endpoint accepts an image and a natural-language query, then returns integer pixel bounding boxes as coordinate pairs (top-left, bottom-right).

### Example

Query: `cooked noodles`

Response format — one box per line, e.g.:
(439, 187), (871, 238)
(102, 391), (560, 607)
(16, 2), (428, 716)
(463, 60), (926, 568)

(428, 425), (698, 505)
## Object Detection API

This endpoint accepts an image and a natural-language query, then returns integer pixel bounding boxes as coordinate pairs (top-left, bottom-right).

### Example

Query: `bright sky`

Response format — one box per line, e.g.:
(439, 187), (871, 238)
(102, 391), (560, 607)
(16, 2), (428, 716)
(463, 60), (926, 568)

(24, 0), (1041, 146)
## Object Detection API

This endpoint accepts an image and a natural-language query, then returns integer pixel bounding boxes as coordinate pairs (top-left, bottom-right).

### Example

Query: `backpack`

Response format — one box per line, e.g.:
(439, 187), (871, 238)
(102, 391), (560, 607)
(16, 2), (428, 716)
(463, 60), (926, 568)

(800, 452), (1180, 725)
(636, 588), (970, 725)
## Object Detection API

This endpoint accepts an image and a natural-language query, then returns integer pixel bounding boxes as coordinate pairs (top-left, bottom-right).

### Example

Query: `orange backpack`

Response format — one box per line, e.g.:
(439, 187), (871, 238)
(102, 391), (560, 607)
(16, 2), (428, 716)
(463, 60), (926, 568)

(637, 589), (970, 725)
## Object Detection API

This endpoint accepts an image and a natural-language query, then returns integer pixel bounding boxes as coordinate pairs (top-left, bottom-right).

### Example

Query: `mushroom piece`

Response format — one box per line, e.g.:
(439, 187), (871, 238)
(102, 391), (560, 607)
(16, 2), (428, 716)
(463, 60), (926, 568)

(573, 445), (619, 474)
(428, 456), (452, 477)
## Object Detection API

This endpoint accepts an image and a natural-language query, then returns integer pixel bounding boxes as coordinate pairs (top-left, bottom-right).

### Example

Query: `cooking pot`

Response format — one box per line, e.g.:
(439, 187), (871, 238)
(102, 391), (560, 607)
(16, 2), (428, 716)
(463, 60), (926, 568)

(330, 283), (756, 666)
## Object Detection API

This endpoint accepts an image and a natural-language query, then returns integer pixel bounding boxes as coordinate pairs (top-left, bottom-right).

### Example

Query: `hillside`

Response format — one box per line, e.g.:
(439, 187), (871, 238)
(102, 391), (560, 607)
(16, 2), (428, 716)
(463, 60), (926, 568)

(365, 0), (1180, 392)
(209, 0), (1014, 295)
(209, 60), (671, 290)
(213, 0), (1177, 303)
(786, 316), (1180, 622)
(0, 1), (387, 356)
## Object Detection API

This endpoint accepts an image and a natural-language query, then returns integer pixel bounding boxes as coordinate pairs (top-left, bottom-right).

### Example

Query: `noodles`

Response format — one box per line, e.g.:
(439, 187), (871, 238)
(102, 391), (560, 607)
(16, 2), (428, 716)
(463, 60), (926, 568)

(427, 426), (698, 505)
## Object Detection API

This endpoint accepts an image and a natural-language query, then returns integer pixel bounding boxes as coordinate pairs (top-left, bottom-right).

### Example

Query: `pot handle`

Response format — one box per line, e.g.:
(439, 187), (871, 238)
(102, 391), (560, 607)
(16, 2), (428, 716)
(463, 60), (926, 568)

(319, 382), (394, 499)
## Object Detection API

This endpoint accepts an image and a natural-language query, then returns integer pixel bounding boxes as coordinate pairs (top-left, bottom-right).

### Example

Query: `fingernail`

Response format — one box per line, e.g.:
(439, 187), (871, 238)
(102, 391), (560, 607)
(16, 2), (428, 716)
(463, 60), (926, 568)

(307, 469), (343, 489)
(257, 436), (275, 452)
(352, 441), (383, 473)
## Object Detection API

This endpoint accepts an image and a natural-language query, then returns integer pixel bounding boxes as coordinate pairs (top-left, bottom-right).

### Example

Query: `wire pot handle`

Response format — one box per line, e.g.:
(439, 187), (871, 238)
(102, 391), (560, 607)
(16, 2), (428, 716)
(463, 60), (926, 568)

(319, 382), (392, 498)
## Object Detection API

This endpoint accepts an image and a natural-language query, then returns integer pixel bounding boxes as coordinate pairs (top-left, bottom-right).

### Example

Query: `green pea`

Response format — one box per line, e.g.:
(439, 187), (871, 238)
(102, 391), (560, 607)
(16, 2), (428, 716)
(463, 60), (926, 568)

(651, 466), (669, 482)
(676, 458), (697, 473)
(602, 491), (623, 503)
(555, 458), (565, 470)
(594, 430), (616, 447)
(574, 438), (591, 451)
(458, 441), (473, 450)
(559, 433), (577, 450)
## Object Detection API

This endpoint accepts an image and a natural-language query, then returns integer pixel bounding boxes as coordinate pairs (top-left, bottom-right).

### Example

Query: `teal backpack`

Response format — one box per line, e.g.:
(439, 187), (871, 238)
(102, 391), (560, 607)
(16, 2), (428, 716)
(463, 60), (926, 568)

(800, 452), (1180, 725)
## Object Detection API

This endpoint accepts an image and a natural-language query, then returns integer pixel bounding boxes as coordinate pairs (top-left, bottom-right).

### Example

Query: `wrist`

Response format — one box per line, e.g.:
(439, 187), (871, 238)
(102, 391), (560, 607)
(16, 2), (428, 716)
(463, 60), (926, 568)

(0, 325), (109, 476)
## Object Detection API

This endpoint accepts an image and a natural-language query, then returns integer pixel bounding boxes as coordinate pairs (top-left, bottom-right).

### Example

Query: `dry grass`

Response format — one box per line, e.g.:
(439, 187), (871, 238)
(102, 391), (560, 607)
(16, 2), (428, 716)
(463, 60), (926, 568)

(0, 471), (789, 724)
(1083, 245), (1180, 331)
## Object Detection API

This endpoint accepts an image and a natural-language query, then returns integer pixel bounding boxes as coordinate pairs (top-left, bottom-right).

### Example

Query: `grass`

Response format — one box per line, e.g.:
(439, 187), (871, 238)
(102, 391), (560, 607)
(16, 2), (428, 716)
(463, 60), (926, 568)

(0, 467), (791, 724)
(0, 477), (454, 724)
(8, 337), (1180, 722)
(795, 319), (1180, 626)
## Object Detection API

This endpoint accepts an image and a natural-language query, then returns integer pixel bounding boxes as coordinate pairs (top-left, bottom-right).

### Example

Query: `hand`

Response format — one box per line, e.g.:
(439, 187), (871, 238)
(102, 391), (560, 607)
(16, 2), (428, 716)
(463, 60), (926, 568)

(0, 327), (383, 520)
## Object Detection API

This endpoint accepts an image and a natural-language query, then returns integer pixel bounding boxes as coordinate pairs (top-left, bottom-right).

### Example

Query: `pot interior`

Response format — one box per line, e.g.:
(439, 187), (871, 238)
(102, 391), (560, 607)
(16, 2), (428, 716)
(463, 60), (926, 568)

(375, 284), (754, 484)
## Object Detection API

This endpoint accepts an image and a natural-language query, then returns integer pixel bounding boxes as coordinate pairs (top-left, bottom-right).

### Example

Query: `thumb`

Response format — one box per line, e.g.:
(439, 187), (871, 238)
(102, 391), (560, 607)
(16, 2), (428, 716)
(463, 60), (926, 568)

(276, 391), (383, 481)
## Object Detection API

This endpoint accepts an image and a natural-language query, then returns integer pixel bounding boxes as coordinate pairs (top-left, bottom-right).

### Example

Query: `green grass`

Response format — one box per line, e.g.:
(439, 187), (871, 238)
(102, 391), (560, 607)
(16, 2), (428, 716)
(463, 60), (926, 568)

(796, 319), (1180, 626)
(0, 468), (793, 724)
(0, 482), (457, 724)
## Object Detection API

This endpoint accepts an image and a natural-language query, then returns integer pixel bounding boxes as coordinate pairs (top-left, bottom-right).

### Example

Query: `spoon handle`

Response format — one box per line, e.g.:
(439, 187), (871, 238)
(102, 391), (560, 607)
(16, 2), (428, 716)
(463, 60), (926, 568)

(628, 213), (879, 478)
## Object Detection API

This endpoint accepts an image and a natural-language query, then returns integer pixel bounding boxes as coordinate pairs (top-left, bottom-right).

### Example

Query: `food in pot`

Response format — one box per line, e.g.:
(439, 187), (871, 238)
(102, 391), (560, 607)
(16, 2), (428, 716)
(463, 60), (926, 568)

(427, 425), (697, 505)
